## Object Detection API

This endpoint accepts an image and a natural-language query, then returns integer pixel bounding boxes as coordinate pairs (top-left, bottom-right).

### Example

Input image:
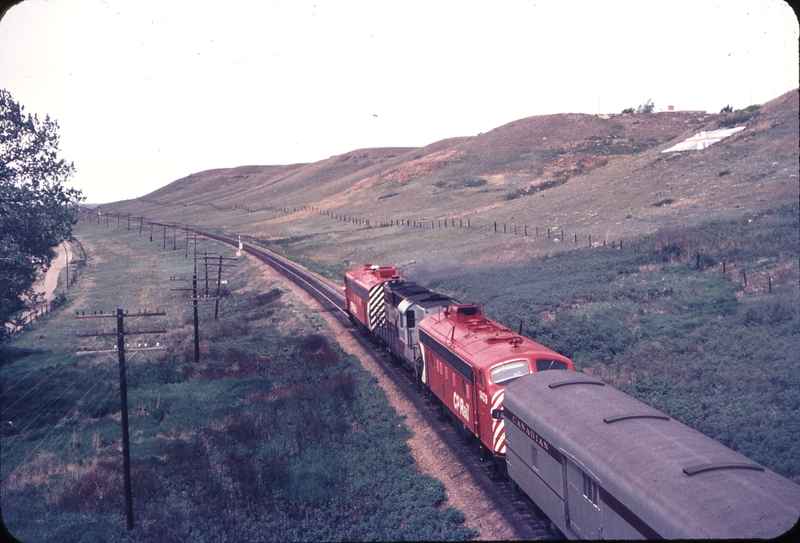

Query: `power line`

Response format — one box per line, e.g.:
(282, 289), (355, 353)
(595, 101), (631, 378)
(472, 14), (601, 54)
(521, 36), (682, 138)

(1, 349), (66, 395)
(2, 378), (120, 519)
(1, 354), (79, 418)
(2, 359), (93, 450)
(1, 373), (117, 488)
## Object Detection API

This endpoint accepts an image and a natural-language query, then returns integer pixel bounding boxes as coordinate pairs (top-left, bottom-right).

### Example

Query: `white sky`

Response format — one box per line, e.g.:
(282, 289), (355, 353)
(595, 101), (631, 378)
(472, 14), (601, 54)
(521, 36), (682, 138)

(1, 0), (797, 204)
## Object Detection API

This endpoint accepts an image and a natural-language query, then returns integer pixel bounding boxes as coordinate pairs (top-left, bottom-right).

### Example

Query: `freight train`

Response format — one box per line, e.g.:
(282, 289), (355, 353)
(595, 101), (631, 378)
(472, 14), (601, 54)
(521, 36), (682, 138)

(344, 263), (800, 540)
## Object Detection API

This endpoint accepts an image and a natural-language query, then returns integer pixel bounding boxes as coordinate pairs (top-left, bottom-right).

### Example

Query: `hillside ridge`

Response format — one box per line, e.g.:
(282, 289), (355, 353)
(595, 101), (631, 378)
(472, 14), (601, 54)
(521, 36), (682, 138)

(103, 89), (798, 273)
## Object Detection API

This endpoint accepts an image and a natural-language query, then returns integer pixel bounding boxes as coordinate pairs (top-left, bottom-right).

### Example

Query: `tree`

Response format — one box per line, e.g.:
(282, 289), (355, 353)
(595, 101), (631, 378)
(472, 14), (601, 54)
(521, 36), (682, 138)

(1, 88), (83, 343)
(637, 98), (655, 114)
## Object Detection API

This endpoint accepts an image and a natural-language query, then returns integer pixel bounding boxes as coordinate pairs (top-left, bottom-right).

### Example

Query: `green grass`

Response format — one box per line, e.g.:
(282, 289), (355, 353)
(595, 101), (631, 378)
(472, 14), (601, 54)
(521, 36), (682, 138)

(423, 203), (800, 482)
(1, 220), (477, 542)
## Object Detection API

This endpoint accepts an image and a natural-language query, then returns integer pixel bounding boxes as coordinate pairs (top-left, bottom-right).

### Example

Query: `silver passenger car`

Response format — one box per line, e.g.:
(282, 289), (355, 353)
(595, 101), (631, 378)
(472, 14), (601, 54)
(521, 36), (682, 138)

(504, 371), (800, 539)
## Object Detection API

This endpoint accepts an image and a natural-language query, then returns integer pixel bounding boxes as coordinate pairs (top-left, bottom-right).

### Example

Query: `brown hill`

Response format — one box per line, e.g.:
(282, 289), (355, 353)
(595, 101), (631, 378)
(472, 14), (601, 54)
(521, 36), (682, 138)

(104, 89), (798, 274)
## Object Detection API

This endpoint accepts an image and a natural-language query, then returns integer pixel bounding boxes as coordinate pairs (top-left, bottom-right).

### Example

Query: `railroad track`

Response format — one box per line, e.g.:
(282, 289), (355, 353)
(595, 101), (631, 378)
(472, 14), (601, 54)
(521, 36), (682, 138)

(187, 228), (557, 539)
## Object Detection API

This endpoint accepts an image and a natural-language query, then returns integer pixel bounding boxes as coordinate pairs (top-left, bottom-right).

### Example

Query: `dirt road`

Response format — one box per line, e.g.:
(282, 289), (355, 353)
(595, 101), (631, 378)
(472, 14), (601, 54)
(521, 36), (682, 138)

(4, 242), (72, 333)
(39, 242), (73, 303)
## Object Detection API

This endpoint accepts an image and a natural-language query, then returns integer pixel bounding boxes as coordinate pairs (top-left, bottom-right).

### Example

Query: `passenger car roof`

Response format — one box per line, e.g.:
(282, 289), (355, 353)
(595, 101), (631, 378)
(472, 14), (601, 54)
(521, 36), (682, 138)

(504, 371), (800, 539)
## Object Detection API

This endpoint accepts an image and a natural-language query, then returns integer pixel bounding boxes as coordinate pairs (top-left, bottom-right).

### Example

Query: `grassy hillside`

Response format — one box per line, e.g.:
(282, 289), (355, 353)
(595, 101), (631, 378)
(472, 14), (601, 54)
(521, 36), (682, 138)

(99, 90), (797, 275)
(89, 90), (798, 484)
(1, 221), (476, 542)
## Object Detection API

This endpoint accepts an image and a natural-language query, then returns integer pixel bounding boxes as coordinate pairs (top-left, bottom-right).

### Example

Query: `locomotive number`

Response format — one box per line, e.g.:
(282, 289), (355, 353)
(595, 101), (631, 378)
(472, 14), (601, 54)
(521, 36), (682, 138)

(453, 392), (470, 422)
(349, 300), (358, 314)
(479, 390), (488, 404)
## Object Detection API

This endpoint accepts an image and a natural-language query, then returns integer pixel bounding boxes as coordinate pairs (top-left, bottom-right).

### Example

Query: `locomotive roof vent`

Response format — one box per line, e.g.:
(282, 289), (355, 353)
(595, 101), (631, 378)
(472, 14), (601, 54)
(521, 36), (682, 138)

(367, 265), (400, 279)
(454, 304), (482, 322)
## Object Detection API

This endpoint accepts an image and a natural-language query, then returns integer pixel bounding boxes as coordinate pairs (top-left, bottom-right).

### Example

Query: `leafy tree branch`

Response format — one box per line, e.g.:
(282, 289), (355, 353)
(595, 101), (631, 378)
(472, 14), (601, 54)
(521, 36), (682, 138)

(1, 88), (83, 342)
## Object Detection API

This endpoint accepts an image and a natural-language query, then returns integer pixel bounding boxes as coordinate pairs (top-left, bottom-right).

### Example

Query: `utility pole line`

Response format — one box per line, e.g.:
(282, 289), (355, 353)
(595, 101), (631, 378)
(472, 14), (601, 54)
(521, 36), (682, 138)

(215, 255), (223, 319)
(204, 251), (209, 296)
(76, 308), (166, 532)
(193, 275), (199, 360)
(171, 275), (204, 362)
(194, 252), (237, 320)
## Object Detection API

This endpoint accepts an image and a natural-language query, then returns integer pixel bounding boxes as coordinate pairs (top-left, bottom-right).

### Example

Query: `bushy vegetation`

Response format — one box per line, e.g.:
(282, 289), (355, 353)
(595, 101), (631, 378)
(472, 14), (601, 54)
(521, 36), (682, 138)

(621, 99), (654, 114)
(433, 177), (488, 190)
(718, 104), (761, 128)
(1, 221), (476, 542)
(424, 203), (800, 482)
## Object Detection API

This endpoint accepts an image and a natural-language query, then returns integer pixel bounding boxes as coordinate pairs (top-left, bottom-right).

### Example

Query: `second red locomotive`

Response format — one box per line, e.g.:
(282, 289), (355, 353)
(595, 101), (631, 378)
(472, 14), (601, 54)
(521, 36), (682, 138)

(418, 304), (574, 463)
(344, 264), (402, 335)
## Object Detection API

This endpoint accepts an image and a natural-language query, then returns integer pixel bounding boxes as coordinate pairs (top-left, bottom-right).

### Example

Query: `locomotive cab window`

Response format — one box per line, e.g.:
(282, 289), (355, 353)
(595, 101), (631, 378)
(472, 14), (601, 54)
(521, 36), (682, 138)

(490, 360), (530, 385)
(536, 359), (569, 371)
(405, 310), (416, 329)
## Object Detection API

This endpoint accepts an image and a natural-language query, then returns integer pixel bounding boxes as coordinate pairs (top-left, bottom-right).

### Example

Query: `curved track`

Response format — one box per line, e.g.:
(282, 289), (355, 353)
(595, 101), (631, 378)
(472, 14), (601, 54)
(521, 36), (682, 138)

(180, 226), (557, 539)
(204, 231), (348, 317)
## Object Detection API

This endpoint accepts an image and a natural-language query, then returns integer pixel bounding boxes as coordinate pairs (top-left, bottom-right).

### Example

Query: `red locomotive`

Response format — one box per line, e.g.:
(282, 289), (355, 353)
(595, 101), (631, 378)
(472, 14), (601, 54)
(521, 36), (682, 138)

(418, 304), (574, 464)
(344, 264), (403, 336)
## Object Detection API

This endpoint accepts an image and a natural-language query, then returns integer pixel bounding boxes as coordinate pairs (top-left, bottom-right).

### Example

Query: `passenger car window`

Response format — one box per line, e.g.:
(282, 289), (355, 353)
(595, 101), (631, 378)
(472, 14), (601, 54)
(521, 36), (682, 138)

(490, 360), (529, 385)
(583, 473), (599, 508)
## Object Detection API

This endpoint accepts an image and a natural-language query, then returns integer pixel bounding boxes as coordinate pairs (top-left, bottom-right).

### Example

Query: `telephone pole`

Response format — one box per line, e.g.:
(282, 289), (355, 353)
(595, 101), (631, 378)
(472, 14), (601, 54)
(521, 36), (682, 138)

(170, 253), (235, 362)
(76, 308), (167, 531)
(171, 275), (202, 362)
(196, 252), (237, 319)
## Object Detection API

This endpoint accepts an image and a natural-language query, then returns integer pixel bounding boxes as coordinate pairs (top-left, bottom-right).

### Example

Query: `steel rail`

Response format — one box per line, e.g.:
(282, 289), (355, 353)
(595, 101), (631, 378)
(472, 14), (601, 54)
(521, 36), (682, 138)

(183, 228), (348, 317)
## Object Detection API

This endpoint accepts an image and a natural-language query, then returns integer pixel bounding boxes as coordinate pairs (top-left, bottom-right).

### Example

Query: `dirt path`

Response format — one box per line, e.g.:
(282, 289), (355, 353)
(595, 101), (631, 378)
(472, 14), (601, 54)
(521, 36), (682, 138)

(253, 263), (531, 540)
(4, 243), (72, 333)
(38, 242), (73, 303)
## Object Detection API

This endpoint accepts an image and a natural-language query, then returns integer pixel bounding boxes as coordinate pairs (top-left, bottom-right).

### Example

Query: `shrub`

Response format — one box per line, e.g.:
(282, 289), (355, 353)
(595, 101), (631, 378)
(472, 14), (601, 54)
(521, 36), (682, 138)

(255, 288), (282, 305)
(57, 465), (123, 513)
(652, 198), (674, 207)
(327, 371), (357, 404)
(717, 105), (760, 127)
(459, 177), (487, 188)
(637, 99), (655, 114)
(303, 333), (340, 369)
